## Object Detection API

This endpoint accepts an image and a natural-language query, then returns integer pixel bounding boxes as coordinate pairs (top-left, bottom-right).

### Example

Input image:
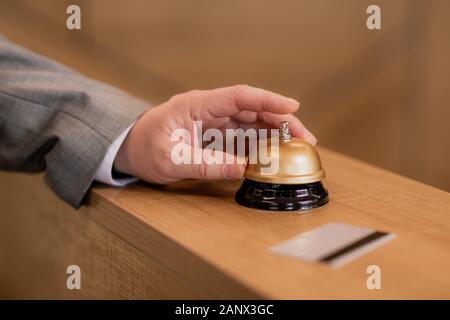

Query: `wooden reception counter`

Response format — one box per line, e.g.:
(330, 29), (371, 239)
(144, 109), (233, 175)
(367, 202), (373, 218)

(0, 148), (450, 299)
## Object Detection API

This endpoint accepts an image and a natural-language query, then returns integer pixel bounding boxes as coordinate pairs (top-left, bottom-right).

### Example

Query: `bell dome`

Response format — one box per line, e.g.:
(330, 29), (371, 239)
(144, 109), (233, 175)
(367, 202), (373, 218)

(244, 137), (326, 185)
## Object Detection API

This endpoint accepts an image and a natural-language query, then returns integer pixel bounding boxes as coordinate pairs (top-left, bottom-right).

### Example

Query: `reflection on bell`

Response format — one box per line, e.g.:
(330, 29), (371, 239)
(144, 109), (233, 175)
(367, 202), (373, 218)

(235, 121), (329, 211)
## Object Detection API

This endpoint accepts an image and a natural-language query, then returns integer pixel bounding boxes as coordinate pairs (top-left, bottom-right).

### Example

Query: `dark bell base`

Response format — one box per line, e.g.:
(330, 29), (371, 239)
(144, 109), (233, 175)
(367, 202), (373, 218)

(235, 179), (328, 211)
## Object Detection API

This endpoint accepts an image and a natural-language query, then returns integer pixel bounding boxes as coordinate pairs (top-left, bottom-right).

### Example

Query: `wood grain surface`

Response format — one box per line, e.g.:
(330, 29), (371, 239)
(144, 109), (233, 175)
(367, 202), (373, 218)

(1, 147), (449, 299)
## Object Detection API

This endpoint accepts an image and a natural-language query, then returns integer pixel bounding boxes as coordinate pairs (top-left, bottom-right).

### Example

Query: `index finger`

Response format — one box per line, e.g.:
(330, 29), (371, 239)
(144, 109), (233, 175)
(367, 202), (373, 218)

(191, 85), (300, 119)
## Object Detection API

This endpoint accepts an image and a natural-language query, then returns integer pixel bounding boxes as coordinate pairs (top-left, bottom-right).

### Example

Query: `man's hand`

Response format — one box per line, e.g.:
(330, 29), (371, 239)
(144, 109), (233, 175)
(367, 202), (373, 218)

(114, 85), (317, 183)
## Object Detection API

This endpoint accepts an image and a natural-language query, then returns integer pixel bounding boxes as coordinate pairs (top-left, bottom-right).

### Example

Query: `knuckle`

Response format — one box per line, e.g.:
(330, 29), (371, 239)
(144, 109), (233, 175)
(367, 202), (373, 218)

(231, 84), (251, 98)
(169, 90), (202, 111)
(186, 89), (202, 96)
(168, 92), (186, 104)
(182, 89), (203, 101)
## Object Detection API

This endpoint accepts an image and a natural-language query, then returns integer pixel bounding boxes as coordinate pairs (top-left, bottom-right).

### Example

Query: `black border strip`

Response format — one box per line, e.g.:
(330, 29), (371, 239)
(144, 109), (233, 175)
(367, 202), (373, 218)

(319, 231), (389, 264)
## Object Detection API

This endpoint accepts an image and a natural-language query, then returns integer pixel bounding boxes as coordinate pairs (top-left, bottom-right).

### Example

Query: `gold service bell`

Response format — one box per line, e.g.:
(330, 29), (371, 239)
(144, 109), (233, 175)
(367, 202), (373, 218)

(235, 121), (329, 211)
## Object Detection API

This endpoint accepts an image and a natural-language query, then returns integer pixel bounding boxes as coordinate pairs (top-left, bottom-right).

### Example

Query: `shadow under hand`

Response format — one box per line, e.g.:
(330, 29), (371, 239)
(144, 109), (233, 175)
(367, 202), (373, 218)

(138, 179), (240, 199)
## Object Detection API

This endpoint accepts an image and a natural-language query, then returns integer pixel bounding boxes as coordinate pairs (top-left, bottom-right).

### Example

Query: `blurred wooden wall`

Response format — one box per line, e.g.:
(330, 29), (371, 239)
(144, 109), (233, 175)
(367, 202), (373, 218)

(0, 0), (448, 191)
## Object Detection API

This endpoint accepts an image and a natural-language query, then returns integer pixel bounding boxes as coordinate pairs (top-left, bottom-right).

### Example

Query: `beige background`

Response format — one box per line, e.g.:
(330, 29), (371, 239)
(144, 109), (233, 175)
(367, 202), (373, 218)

(0, 0), (449, 191)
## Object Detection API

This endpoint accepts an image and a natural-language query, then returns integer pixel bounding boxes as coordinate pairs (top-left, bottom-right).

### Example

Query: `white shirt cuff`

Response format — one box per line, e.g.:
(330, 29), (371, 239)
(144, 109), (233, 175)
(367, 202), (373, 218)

(94, 123), (138, 187)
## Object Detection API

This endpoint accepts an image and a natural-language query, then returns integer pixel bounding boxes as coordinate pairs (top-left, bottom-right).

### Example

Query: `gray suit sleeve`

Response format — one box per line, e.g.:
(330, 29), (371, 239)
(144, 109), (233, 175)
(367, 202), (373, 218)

(0, 36), (149, 207)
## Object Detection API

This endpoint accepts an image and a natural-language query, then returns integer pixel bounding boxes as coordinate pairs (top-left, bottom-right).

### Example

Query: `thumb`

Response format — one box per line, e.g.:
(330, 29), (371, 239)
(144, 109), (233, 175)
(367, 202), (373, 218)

(178, 148), (246, 180)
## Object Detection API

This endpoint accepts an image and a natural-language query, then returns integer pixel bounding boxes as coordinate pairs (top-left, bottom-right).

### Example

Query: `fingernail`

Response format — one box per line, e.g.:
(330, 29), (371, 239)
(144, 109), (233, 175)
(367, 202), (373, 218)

(304, 128), (318, 145)
(225, 164), (245, 179)
(285, 97), (300, 107)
